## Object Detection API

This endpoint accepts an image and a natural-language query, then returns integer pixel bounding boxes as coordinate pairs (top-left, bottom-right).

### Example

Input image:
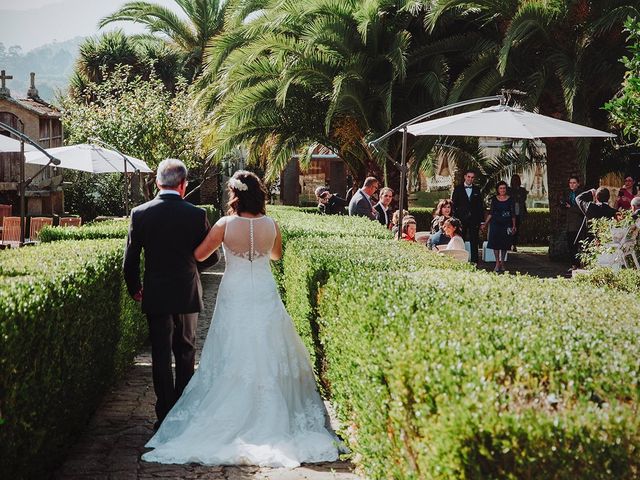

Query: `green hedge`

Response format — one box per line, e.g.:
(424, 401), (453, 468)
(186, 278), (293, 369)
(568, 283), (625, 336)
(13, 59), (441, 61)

(273, 210), (640, 479)
(0, 239), (147, 478)
(282, 236), (471, 392)
(318, 270), (640, 478)
(278, 205), (550, 245)
(39, 204), (220, 243)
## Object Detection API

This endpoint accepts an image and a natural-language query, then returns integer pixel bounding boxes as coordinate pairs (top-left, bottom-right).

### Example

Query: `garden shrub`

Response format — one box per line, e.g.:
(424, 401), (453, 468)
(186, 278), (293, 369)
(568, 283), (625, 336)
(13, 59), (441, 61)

(270, 208), (639, 478)
(282, 236), (471, 392)
(575, 267), (640, 295)
(0, 239), (147, 478)
(318, 270), (640, 479)
(39, 204), (220, 243)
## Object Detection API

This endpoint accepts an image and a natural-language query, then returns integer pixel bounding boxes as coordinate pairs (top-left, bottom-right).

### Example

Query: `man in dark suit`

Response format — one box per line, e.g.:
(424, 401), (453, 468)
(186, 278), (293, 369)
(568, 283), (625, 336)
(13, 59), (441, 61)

(451, 169), (484, 263)
(575, 187), (618, 243)
(348, 176), (379, 220)
(123, 158), (218, 430)
(374, 187), (394, 228)
(318, 189), (349, 215)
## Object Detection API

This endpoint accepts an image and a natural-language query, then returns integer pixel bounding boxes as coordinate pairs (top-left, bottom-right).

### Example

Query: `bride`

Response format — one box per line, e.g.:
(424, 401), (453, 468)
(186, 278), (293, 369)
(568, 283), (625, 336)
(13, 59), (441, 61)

(142, 170), (340, 467)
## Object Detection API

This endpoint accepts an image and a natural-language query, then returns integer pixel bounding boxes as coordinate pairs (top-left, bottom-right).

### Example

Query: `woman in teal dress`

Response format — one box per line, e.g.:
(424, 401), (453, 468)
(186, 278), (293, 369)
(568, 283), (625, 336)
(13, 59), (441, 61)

(483, 181), (516, 272)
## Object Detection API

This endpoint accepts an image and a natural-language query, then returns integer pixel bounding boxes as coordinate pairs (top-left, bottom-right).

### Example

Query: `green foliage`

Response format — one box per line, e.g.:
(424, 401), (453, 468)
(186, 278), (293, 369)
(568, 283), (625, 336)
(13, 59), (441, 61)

(318, 270), (640, 479)
(273, 207), (640, 478)
(282, 235), (471, 392)
(38, 204), (219, 242)
(578, 210), (639, 269)
(575, 267), (640, 295)
(61, 65), (203, 172)
(0, 239), (147, 478)
(606, 17), (640, 144)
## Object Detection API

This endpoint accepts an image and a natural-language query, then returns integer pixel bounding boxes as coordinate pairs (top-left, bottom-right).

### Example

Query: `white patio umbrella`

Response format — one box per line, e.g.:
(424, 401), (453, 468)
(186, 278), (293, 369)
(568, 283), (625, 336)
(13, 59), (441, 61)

(24, 143), (153, 215)
(407, 104), (616, 139)
(0, 134), (36, 152)
(24, 143), (152, 173)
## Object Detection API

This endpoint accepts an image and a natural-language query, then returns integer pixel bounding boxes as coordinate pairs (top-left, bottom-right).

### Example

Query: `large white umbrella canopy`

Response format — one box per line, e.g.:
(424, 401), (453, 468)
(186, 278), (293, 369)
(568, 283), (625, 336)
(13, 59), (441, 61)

(406, 105), (616, 139)
(0, 135), (37, 152)
(24, 143), (153, 173)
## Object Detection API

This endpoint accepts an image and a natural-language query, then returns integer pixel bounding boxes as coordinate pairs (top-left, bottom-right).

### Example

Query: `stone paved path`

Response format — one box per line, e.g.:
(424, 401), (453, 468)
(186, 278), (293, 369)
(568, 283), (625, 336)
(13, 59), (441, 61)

(55, 260), (361, 480)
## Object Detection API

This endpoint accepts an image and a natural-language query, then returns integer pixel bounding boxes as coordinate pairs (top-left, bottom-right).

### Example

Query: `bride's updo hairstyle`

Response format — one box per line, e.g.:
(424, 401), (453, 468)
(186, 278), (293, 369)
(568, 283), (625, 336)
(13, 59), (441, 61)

(226, 170), (267, 215)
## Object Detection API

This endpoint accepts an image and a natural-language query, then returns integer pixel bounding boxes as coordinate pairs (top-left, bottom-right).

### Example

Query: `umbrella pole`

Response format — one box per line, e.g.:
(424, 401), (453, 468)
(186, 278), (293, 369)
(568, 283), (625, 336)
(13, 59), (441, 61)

(397, 128), (407, 240)
(123, 158), (129, 216)
(19, 139), (25, 245)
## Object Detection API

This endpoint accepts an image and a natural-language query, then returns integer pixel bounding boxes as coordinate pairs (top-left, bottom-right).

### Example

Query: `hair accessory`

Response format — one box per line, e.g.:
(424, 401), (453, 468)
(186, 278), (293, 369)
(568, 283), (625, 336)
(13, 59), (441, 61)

(229, 178), (248, 191)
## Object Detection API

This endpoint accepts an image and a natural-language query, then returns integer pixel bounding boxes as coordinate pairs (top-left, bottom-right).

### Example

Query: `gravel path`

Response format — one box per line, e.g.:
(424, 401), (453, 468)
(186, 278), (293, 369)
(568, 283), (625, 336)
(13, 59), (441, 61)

(54, 259), (361, 480)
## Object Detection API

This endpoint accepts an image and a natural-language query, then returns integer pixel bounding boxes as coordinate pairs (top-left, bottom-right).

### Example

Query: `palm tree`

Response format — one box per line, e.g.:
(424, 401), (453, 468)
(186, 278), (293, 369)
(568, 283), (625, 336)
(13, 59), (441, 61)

(72, 30), (186, 97)
(195, 0), (455, 189)
(427, 0), (638, 257)
(99, 0), (228, 80)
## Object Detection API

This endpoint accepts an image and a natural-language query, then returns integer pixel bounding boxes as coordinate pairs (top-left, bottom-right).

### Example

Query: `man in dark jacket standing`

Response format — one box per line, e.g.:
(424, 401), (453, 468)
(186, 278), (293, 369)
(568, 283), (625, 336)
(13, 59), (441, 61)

(451, 170), (484, 263)
(123, 158), (218, 429)
(575, 187), (618, 243)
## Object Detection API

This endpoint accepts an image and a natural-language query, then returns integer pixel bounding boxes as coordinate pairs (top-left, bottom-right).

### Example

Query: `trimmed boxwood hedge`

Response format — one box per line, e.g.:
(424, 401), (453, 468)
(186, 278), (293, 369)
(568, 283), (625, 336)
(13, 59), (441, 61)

(0, 239), (147, 478)
(273, 209), (640, 479)
(39, 204), (220, 243)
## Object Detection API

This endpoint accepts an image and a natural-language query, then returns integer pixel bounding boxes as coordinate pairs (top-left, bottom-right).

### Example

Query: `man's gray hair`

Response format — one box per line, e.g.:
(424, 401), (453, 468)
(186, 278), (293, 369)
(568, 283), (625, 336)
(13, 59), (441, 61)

(157, 158), (187, 188)
(631, 196), (640, 209)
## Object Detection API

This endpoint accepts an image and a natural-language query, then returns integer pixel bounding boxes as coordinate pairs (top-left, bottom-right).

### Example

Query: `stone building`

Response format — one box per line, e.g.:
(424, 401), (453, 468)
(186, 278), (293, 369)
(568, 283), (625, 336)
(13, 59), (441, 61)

(0, 70), (64, 215)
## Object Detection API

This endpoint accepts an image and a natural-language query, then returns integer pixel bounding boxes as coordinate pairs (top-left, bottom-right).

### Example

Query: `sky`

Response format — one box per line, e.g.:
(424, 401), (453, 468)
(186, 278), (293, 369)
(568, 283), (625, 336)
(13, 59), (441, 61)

(0, 0), (182, 52)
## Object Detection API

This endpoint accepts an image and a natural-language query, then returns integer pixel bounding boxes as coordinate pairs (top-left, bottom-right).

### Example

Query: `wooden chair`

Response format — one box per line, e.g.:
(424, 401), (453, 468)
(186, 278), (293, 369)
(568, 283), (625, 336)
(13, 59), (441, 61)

(59, 217), (82, 227)
(29, 217), (53, 242)
(1, 216), (21, 247)
(0, 204), (12, 223)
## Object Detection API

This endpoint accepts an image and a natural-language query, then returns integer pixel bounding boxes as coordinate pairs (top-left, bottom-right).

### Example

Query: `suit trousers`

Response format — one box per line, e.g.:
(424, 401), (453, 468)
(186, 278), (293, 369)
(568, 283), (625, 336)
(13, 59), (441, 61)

(146, 312), (198, 422)
(463, 224), (480, 263)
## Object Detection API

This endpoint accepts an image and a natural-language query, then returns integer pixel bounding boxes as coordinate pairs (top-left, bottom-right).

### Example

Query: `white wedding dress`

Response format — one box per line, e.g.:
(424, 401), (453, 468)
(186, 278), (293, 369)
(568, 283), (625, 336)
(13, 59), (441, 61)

(142, 215), (339, 467)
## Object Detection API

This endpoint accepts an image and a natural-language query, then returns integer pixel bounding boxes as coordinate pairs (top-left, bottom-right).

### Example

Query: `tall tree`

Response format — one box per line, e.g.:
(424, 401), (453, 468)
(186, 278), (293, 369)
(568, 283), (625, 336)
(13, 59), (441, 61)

(195, 0), (456, 188)
(427, 0), (638, 258)
(99, 0), (229, 80)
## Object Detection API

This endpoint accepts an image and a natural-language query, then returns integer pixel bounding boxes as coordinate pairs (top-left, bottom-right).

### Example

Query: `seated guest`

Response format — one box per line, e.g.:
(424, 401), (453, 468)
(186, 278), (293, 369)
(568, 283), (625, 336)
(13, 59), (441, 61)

(374, 187), (394, 227)
(440, 217), (466, 251)
(318, 189), (348, 215)
(391, 209), (409, 236)
(431, 199), (453, 233)
(428, 216), (451, 250)
(428, 199), (453, 249)
(401, 217), (417, 242)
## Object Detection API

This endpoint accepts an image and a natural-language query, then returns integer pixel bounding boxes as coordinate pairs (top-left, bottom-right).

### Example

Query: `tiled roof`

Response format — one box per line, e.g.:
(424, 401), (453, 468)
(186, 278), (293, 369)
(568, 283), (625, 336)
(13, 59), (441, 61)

(0, 95), (61, 118)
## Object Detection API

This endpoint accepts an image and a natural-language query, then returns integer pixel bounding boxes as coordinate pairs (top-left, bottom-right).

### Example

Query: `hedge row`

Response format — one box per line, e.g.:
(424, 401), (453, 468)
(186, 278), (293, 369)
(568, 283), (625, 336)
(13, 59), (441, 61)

(291, 205), (551, 245)
(39, 204), (220, 242)
(274, 210), (640, 479)
(0, 239), (147, 478)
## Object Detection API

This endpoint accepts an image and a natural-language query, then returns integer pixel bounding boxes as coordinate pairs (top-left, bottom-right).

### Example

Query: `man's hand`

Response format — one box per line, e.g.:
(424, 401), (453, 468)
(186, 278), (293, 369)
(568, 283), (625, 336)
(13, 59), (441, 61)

(132, 288), (143, 302)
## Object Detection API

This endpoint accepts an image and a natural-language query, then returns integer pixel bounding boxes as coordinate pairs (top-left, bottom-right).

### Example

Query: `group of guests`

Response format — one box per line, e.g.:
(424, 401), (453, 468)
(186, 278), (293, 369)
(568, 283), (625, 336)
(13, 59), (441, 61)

(315, 170), (528, 271)
(560, 174), (639, 270)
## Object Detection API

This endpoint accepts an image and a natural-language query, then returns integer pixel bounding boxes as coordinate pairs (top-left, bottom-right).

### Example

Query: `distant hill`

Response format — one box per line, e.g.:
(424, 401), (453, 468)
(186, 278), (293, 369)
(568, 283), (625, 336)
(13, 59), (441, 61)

(0, 37), (83, 103)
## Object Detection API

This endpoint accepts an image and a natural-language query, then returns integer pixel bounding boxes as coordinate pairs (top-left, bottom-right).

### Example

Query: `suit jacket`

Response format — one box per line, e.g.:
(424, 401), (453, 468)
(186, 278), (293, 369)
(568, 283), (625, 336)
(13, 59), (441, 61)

(451, 184), (484, 228)
(123, 193), (218, 314)
(349, 189), (376, 220)
(320, 194), (348, 215)
(374, 203), (391, 227)
(574, 190), (618, 243)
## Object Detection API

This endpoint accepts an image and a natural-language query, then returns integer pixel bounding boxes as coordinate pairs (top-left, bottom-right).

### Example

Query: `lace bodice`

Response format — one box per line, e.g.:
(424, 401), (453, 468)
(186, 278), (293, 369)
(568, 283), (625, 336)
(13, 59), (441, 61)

(219, 215), (276, 261)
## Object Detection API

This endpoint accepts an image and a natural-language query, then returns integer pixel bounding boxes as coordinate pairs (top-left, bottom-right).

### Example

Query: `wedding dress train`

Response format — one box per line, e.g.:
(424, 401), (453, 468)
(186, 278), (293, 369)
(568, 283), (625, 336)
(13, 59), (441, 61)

(142, 215), (339, 467)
